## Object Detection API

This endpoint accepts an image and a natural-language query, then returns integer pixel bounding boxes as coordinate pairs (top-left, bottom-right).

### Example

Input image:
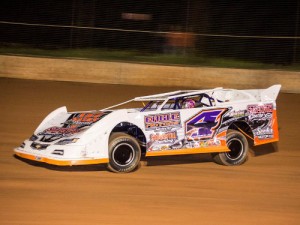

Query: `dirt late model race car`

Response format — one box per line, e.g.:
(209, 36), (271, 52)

(15, 85), (281, 173)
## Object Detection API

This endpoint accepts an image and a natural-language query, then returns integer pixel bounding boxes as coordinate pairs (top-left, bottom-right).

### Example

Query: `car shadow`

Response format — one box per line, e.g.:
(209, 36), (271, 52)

(249, 142), (278, 157)
(14, 153), (213, 172)
(14, 144), (277, 172)
(142, 153), (213, 167)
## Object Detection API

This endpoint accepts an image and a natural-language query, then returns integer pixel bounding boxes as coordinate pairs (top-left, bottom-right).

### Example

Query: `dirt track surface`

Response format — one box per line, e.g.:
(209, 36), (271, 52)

(0, 77), (299, 225)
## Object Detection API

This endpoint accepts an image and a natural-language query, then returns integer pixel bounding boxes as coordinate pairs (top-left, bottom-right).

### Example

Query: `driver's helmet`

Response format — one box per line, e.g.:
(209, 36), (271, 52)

(182, 99), (195, 109)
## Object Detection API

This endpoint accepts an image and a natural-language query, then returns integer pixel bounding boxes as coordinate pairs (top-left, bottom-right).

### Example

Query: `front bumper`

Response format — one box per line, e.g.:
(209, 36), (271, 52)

(14, 150), (108, 166)
(14, 141), (108, 166)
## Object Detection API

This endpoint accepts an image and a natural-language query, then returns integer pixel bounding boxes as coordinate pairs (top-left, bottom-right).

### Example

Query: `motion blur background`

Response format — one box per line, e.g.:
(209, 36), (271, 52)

(0, 0), (299, 70)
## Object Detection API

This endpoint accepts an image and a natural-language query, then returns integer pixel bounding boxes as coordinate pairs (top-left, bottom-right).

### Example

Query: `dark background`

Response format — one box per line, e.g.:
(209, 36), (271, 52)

(0, 0), (299, 65)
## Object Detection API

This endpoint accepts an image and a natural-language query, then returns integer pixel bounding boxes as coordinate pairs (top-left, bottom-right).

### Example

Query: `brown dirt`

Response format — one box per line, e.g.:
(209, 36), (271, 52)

(0, 77), (299, 225)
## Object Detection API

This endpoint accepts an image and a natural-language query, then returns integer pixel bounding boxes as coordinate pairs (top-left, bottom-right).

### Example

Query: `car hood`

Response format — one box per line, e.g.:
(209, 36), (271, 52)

(34, 107), (111, 143)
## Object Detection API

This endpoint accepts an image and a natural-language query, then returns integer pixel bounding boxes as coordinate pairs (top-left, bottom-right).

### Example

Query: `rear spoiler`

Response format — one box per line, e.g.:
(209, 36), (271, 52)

(260, 84), (281, 101)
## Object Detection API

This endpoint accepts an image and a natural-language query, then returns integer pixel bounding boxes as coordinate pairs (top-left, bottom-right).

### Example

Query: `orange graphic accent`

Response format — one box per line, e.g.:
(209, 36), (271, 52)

(72, 113), (102, 123)
(219, 139), (227, 146)
(216, 130), (227, 139)
(15, 152), (108, 166)
(146, 145), (229, 157)
(254, 109), (279, 145)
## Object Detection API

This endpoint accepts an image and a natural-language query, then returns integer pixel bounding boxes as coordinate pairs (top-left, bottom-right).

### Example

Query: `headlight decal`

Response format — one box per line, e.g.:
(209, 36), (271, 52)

(52, 149), (64, 156)
(55, 138), (79, 145)
(30, 142), (49, 150)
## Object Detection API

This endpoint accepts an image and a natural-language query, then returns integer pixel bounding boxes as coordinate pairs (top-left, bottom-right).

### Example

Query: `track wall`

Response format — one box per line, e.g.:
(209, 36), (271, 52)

(1, 55), (299, 93)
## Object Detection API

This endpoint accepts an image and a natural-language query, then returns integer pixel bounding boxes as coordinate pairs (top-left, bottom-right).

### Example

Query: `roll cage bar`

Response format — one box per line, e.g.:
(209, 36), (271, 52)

(140, 93), (216, 112)
(100, 87), (256, 112)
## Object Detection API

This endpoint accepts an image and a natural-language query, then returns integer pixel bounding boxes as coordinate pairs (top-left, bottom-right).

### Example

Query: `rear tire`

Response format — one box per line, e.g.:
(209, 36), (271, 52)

(107, 132), (141, 173)
(212, 130), (248, 166)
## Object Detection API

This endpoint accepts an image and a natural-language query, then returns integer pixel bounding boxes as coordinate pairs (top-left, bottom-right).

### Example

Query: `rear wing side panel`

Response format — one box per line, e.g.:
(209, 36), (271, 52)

(260, 84), (281, 102)
(252, 85), (281, 146)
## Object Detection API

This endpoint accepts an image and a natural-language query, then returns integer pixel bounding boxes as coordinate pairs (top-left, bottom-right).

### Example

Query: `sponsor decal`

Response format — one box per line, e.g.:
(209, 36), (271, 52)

(150, 131), (178, 143)
(247, 104), (274, 139)
(146, 109), (228, 152)
(39, 126), (80, 137)
(247, 104), (273, 114)
(229, 110), (247, 118)
(150, 145), (169, 151)
(144, 112), (181, 131)
(37, 112), (107, 142)
(65, 112), (104, 127)
(185, 108), (227, 140)
(147, 131), (178, 151)
(185, 139), (221, 148)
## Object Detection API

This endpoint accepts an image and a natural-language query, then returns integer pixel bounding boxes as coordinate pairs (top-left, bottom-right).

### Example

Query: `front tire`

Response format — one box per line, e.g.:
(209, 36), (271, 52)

(107, 132), (141, 173)
(212, 130), (249, 166)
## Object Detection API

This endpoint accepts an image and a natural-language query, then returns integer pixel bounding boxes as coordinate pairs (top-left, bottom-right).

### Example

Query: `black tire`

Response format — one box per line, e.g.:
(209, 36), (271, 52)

(212, 130), (249, 166)
(107, 132), (141, 173)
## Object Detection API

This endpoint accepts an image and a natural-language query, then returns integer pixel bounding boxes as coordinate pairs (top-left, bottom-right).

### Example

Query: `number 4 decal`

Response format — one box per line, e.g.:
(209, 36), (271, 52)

(185, 108), (227, 140)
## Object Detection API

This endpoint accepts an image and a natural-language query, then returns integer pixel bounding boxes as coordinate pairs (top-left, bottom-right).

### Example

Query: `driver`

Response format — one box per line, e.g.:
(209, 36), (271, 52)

(182, 99), (195, 109)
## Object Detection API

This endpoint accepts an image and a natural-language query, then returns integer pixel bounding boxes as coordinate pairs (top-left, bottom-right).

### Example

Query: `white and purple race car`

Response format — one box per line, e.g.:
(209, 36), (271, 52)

(15, 85), (281, 172)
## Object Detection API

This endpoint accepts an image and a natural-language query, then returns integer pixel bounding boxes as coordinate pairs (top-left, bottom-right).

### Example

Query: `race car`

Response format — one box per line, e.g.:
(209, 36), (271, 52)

(14, 85), (281, 173)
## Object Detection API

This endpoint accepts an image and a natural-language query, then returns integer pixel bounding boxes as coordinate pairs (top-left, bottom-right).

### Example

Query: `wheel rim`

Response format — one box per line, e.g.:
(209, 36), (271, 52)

(226, 138), (243, 160)
(112, 143), (135, 167)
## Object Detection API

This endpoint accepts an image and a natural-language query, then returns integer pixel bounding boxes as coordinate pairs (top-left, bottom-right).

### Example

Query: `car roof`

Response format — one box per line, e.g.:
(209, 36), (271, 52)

(134, 88), (223, 101)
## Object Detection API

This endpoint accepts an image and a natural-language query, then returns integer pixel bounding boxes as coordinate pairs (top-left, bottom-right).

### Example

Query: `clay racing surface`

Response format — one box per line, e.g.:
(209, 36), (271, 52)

(0, 77), (299, 225)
